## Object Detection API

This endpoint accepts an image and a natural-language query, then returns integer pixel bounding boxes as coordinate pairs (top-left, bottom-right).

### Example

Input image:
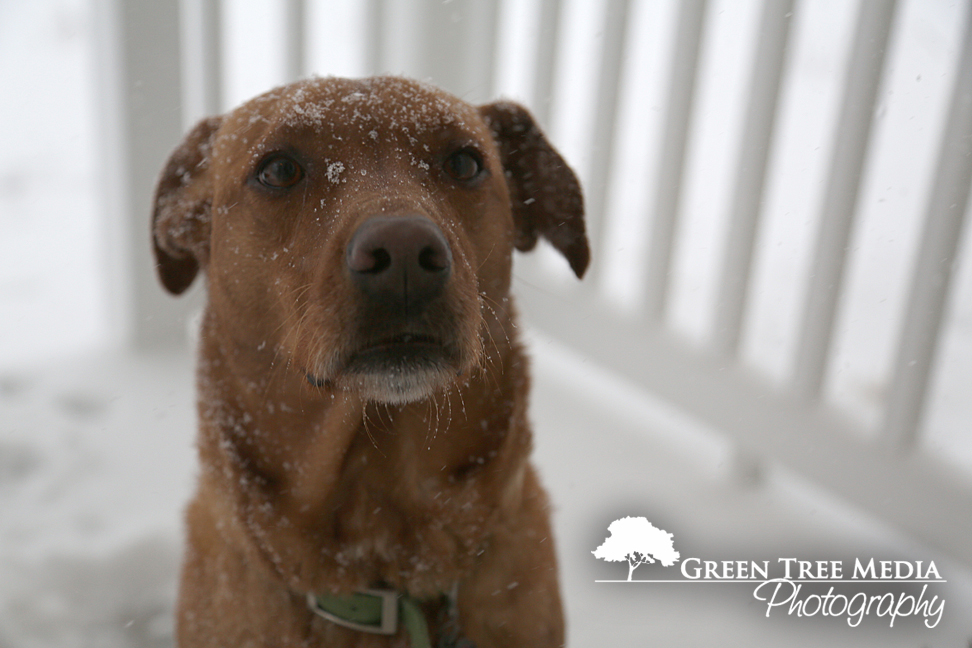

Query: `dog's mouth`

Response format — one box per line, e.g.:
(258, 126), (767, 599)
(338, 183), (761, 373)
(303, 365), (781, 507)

(344, 333), (451, 371)
(355, 332), (440, 353)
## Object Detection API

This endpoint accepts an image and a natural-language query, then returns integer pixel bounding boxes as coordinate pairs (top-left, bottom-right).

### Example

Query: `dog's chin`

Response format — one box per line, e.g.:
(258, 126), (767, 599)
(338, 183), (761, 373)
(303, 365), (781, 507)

(320, 341), (463, 404)
(337, 369), (453, 405)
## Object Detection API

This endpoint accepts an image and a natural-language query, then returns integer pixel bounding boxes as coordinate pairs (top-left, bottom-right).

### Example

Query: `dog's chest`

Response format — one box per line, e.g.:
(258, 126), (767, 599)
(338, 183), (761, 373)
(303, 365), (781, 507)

(322, 419), (506, 568)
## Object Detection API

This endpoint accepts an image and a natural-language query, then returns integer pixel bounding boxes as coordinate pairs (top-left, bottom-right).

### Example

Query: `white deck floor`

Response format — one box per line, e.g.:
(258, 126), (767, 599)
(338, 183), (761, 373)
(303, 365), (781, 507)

(1, 338), (970, 647)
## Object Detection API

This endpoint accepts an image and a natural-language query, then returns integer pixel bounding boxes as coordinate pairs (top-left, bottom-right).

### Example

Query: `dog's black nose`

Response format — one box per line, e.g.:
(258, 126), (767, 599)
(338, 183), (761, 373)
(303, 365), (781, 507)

(346, 215), (452, 306)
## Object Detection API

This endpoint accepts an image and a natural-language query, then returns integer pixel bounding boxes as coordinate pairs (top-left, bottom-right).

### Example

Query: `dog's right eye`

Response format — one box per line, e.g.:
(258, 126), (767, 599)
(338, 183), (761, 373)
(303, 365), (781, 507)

(256, 155), (304, 189)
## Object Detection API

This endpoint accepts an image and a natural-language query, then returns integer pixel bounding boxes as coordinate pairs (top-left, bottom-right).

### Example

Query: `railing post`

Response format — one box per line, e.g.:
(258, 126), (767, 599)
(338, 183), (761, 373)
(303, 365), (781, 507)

(284, 0), (308, 83)
(712, 0), (795, 358)
(643, 0), (708, 322)
(94, 0), (200, 350)
(792, 0), (897, 399)
(881, 5), (972, 451)
(532, 0), (564, 129)
(365, 0), (387, 76)
(370, 0), (499, 104)
(199, 0), (224, 115)
(583, 0), (633, 288)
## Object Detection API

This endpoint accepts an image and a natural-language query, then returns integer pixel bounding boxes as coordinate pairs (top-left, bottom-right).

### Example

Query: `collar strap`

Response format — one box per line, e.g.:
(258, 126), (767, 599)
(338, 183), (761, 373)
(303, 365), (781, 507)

(307, 589), (431, 648)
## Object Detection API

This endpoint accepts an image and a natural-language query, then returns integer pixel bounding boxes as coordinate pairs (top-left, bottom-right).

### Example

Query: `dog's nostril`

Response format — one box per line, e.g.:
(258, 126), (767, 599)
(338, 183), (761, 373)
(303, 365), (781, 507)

(347, 243), (391, 274)
(418, 246), (448, 272)
(369, 248), (392, 274)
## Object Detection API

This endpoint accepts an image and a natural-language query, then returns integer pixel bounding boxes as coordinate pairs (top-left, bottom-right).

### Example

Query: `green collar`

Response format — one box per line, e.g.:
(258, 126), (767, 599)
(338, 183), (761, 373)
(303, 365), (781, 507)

(307, 589), (431, 648)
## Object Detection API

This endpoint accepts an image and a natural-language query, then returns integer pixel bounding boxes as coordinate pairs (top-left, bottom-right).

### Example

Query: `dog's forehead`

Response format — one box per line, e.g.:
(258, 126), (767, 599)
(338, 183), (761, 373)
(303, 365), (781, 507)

(229, 76), (486, 146)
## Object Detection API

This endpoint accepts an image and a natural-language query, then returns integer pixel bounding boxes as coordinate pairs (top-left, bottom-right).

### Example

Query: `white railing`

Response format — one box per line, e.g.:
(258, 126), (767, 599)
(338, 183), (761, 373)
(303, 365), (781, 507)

(96, 0), (972, 568)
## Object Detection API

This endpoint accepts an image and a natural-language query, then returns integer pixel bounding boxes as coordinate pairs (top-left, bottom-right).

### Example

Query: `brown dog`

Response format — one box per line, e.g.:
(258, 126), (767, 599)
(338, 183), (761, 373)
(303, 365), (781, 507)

(152, 76), (588, 647)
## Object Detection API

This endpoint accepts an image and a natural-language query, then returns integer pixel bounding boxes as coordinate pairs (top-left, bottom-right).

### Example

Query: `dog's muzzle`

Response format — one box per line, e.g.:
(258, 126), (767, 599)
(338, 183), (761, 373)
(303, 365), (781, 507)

(329, 214), (461, 403)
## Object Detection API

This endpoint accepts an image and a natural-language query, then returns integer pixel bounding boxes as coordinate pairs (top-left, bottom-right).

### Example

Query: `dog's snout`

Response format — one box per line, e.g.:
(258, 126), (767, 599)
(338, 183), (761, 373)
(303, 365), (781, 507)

(346, 215), (452, 303)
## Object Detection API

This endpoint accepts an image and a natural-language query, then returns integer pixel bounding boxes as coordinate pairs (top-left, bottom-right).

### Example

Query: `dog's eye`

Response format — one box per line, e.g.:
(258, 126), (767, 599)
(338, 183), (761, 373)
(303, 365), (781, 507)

(257, 155), (304, 189)
(443, 149), (483, 182)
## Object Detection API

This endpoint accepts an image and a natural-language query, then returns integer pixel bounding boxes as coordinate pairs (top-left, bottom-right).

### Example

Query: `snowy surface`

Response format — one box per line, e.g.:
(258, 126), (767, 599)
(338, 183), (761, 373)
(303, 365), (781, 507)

(0, 352), (194, 648)
(2, 341), (971, 646)
(3, 0), (972, 646)
(529, 334), (972, 646)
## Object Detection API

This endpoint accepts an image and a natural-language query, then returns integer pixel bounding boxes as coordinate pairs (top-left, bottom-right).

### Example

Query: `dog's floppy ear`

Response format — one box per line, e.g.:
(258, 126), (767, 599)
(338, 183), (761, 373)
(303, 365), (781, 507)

(480, 101), (589, 278)
(152, 116), (222, 295)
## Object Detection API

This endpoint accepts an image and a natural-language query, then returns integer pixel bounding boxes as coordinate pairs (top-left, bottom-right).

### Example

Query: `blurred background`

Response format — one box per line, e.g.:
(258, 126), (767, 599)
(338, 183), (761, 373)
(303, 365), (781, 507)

(1, 0), (971, 645)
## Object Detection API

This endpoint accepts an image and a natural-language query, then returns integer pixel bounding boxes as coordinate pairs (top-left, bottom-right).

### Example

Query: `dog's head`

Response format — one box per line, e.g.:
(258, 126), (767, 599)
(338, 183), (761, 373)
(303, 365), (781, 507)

(153, 77), (588, 404)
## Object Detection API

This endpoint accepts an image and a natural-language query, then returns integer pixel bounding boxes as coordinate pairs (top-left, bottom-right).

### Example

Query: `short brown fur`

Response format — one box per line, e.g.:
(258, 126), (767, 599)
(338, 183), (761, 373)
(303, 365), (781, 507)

(153, 77), (588, 647)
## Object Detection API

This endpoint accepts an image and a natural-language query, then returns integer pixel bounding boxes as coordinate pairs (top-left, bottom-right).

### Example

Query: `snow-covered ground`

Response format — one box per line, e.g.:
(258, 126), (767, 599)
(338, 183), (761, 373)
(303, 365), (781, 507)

(0, 353), (193, 648)
(2, 0), (972, 646)
(3, 340), (972, 646)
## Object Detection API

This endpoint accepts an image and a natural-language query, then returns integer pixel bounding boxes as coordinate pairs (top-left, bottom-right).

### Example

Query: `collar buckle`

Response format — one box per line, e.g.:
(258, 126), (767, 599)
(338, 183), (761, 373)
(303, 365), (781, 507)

(307, 589), (399, 635)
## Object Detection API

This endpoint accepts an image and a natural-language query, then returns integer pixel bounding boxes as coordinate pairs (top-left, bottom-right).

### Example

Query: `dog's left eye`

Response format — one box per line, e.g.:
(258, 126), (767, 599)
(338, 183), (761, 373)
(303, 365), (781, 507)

(256, 155), (304, 189)
(443, 149), (483, 182)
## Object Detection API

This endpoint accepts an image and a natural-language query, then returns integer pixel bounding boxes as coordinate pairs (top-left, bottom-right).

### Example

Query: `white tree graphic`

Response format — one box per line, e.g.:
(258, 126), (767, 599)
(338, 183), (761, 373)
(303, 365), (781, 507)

(592, 516), (680, 580)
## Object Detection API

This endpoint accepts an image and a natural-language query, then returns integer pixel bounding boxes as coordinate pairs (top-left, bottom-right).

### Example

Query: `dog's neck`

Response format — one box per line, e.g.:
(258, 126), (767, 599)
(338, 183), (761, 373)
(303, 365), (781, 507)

(192, 303), (531, 595)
